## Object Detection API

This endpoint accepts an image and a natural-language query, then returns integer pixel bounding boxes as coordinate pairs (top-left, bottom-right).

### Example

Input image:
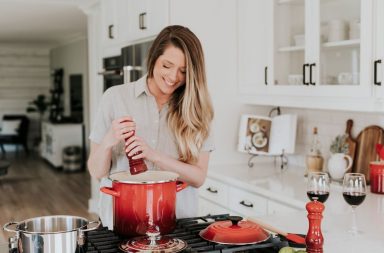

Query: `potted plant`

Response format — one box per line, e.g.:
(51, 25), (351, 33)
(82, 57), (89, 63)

(26, 94), (50, 145)
(328, 134), (353, 180)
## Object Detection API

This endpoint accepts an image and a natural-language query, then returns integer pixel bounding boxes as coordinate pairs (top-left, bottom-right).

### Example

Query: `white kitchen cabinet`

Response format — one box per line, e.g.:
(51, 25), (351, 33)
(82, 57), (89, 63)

(100, 0), (169, 56)
(199, 176), (300, 218)
(40, 122), (83, 168)
(126, 0), (169, 42)
(100, 0), (122, 49)
(267, 199), (299, 215)
(238, 0), (382, 112)
(372, 0), (384, 101)
(237, 0), (270, 95)
(198, 197), (233, 217)
(228, 186), (268, 217)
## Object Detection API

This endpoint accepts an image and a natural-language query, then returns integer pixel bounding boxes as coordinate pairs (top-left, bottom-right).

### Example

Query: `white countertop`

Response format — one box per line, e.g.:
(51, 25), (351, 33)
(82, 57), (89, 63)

(1, 162), (383, 252)
(208, 162), (384, 252)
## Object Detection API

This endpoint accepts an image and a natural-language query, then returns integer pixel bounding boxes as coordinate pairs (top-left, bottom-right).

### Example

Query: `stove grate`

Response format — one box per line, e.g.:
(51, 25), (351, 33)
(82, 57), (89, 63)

(86, 214), (290, 253)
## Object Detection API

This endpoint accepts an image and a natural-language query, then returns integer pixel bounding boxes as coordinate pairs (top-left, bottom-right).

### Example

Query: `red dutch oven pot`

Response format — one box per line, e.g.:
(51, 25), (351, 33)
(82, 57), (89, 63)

(199, 216), (270, 245)
(100, 171), (188, 238)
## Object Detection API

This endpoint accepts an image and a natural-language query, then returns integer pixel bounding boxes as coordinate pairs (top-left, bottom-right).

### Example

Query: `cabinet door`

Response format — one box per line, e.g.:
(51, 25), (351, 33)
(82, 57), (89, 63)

(101, 0), (120, 46)
(129, 0), (169, 41)
(313, 0), (372, 98)
(373, 0), (384, 99)
(268, 200), (299, 215)
(228, 186), (268, 217)
(268, 0), (308, 96)
(198, 197), (234, 217)
(199, 178), (229, 206)
(238, 0), (271, 95)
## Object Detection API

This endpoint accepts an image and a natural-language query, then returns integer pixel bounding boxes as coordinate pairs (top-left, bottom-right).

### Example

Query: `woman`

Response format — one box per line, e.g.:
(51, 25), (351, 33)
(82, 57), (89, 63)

(87, 25), (214, 229)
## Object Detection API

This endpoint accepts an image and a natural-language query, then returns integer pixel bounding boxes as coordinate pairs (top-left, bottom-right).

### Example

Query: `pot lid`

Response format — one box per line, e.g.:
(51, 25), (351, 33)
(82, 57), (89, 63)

(109, 170), (180, 184)
(119, 235), (187, 252)
(199, 216), (270, 245)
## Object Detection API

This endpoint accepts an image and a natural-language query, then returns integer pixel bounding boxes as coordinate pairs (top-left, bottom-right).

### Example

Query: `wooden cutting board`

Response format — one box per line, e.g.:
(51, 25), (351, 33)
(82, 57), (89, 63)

(344, 119), (357, 169)
(352, 125), (384, 184)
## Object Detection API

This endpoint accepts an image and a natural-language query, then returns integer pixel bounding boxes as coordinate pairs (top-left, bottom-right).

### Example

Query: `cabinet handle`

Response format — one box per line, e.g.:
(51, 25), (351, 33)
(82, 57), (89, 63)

(239, 200), (253, 208)
(139, 12), (147, 30)
(374, 59), (381, 86)
(309, 63), (316, 85)
(206, 187), (218, 193)
(264, 66), (268, 85)
(303, 64), (309, 85)
(108, 25), (114, 39)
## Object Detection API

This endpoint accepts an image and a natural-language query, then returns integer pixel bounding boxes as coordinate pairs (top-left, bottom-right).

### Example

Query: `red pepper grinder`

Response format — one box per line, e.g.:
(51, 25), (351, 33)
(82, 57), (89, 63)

(124, 121), (148, 175)
(305, 200), (325, 253)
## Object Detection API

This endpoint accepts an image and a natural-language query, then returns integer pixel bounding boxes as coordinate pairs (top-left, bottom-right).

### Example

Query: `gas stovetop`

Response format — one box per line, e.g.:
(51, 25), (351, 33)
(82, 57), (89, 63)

(86, 214), (298, 253)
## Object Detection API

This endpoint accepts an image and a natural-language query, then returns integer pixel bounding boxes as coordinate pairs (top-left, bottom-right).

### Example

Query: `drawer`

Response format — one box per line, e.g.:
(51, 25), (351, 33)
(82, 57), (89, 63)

(198, 197), (234, 217)
(199, 178), (228, 206)
(268, 200), (300, 215)
(229, 186), (267, 217)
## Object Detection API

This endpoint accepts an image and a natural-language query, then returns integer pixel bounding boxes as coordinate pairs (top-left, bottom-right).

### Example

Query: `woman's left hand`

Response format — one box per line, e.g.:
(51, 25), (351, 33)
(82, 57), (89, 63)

(125, 135), (159, 162)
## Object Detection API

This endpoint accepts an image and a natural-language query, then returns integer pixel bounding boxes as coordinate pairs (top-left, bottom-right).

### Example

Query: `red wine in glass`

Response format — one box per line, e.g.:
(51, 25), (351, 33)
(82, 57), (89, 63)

(307, 190), (330, 203)
(342, 192), (366, 206)
(307, 172), (330, 203)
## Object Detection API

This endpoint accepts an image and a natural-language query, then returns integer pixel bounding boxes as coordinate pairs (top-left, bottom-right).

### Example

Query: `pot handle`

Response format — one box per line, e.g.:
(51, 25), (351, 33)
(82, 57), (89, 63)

(100, 186), (120, 197)
(79, 220), (101, 233)
(176, 181), (188, 192)
(3, 222), (19, 233)
(77, 220), (101, 246)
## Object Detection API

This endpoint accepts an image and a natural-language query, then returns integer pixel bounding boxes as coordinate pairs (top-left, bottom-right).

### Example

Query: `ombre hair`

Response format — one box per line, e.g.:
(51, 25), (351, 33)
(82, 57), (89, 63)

(147, 25), (214, 164)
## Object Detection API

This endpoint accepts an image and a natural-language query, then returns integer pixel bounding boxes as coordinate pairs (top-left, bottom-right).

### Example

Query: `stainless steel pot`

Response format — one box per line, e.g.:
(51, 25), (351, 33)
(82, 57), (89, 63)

(3, 215), (100, 253)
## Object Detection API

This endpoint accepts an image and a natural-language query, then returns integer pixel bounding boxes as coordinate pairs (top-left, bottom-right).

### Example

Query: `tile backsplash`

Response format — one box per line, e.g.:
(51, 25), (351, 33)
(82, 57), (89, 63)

(280, 106), (384, 167)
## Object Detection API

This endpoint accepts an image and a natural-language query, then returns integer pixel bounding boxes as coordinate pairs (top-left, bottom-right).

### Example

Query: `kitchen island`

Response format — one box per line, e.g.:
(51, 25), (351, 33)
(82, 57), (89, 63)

(204, 161), (384, 252)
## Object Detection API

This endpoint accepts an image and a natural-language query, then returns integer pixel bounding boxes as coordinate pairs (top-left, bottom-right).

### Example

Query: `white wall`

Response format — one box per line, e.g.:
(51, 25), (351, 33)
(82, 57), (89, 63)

(50, 38), (90, 143)
(0, 43), (51, 148)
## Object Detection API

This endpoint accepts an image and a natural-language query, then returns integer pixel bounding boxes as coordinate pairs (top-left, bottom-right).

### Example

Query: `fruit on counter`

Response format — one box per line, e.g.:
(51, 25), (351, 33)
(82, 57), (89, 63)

(278, 247), (295, 253)
(278, 247), (306, 253)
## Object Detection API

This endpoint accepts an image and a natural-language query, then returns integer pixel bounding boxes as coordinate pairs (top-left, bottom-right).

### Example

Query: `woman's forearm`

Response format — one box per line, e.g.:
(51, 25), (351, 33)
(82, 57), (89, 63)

(152, 151), (210, 188)
(87, 141), (113, 179)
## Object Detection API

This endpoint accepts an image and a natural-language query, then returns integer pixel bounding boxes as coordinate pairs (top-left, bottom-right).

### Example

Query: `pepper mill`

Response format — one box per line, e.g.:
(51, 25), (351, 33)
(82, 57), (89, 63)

(306, 200), (325, 253)
(123, 120), (148, 175)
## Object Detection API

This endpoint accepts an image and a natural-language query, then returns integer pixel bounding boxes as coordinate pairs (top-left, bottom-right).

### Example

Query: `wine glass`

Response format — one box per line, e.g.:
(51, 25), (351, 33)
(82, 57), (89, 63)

(306, 172), (330, 203)
(342, 173), (367, 236)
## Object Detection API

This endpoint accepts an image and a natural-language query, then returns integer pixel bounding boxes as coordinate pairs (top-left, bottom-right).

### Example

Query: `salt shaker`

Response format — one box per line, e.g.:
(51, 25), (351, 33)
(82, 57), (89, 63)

(306, 200), (325, 253)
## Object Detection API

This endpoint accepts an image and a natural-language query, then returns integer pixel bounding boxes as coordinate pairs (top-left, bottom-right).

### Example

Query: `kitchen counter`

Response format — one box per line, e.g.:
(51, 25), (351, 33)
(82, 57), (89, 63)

(208, 162), (384, 252)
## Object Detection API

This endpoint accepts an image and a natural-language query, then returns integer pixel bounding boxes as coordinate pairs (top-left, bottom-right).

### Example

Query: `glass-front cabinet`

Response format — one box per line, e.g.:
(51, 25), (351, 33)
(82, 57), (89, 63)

(269, 0), (370, 98)
(238, 0), (384, 111)
(373, 0), (384, 100)
(271, 0), (306, 87)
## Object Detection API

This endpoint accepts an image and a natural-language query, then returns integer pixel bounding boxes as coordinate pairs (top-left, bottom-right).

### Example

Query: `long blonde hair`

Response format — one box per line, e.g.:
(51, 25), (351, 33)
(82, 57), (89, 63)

(147, 25), (214, 164)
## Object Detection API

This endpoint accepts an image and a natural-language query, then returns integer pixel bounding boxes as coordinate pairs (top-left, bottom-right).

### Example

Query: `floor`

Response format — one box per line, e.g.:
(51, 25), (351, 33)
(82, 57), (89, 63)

(0, 152), (98, 243)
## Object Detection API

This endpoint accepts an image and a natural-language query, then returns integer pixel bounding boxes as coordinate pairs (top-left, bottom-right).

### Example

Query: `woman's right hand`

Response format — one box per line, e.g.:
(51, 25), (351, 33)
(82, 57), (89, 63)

(102, 116), (136, 148)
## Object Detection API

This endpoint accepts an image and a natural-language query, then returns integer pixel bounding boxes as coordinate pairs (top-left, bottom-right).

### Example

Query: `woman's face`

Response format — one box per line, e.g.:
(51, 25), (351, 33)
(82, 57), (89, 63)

(150, 44), (186, 98)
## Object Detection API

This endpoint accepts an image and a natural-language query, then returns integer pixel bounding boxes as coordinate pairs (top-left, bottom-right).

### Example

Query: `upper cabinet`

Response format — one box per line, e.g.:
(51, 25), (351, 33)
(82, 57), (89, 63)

(238, 0), (382, 111)
(100, 0), (169, 55)
(373, 0), (384, 101)
(126, 0), (169, 42)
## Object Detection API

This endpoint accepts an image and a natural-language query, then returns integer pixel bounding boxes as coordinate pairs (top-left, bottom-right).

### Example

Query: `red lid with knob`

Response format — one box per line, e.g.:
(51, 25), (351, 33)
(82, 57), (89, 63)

(199, 216), (270, 245)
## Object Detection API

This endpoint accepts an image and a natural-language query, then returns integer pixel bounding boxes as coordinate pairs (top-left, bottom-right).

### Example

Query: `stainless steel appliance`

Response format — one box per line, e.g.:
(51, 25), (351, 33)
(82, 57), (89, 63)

(98, 55), (123, 91)
(121, 40), (153, 83)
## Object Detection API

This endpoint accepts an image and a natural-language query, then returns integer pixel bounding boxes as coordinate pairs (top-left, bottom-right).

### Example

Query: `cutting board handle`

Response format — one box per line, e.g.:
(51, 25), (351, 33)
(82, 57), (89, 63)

(346, 119), (353, 135)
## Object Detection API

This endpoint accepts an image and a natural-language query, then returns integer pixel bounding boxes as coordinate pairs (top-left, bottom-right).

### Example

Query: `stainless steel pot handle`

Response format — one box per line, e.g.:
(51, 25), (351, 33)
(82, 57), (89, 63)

(77, 220), (101, 246)
(79, 220), (101, 233)
(3, 222), (19, 233)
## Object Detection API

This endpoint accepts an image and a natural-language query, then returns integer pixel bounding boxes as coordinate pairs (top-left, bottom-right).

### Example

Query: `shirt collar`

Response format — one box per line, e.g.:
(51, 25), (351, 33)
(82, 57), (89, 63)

(134, 74), (150, 98)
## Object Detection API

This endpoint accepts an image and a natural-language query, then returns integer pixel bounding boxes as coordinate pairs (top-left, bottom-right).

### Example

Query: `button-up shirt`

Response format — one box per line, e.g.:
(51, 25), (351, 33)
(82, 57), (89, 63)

(89, 75), (214, 229)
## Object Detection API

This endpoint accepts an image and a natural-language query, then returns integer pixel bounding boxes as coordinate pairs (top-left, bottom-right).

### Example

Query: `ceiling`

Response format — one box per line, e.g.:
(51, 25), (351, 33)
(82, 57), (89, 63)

(0, 0), (93, 46)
